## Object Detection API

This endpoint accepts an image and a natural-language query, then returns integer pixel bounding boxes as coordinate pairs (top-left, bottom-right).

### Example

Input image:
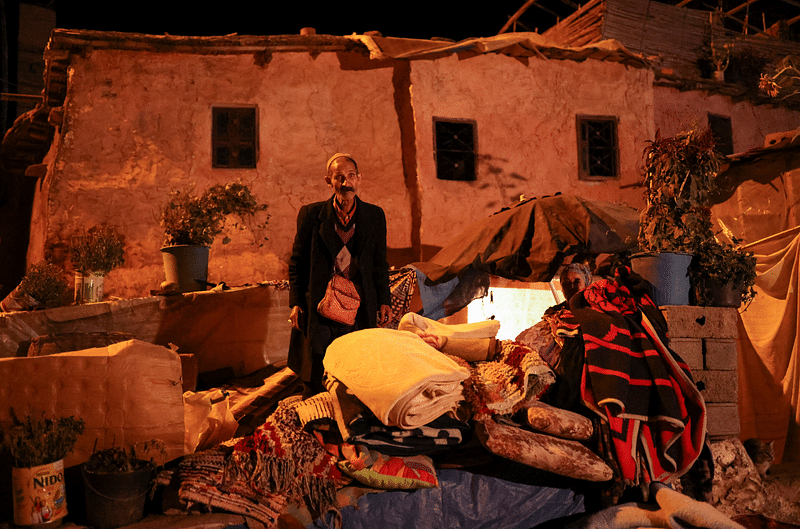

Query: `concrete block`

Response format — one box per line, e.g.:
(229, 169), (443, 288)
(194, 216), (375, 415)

(669, 337), (703, 372)
(706, 403), (740, 439)
(705, 338), (737, 371)
(693, 370), (738, 403)
(661, 305), (739, 339)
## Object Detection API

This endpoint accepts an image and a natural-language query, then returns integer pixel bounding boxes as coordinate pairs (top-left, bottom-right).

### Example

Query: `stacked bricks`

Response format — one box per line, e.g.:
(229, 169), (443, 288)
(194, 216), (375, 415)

(661, 305), (740, 439)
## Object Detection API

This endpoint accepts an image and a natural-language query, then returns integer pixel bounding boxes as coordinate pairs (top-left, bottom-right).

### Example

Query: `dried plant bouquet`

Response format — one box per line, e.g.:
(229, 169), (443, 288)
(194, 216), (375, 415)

(71, 225), (126, 276)
(1, 409), (85, 467)
(18, 261), (70, 309)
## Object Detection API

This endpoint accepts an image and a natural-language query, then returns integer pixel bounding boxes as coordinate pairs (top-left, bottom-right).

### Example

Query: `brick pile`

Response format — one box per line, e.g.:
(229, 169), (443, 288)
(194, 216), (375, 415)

(661, 305), (740, 439)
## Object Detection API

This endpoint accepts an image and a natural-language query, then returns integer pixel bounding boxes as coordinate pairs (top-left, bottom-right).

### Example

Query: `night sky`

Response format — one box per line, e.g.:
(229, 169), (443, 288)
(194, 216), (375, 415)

(49, 0), (573, 42)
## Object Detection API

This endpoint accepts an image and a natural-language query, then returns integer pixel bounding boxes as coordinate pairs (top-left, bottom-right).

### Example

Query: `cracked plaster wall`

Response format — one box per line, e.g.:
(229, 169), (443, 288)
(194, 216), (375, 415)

(409, 53), (654, 248)
(29, 49), (407, 298)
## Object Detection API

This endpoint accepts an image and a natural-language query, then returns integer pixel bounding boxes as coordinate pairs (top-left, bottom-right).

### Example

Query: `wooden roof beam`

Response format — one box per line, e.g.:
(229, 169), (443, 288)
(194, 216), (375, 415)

(499, 0), (561, 34)
(726, 0), (761, 17)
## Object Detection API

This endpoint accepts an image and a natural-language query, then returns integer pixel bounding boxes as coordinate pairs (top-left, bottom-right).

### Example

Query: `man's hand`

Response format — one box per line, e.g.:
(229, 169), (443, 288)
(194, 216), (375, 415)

(378, 304), (393, 327)
(289, 306), (303, 330)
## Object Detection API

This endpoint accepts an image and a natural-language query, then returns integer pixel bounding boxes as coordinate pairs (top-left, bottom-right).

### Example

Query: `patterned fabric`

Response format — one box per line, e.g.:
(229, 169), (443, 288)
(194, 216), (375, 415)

(172, 445), (287, 526)
(459, 340), (556, 420)
(560, 266), (706, 487)
(168, 398), (344, 528)
(224, 399), (343, 522)
(384, 267), (417, 329)
(334, 223), (355, 278)
(346, 408), (471, 456)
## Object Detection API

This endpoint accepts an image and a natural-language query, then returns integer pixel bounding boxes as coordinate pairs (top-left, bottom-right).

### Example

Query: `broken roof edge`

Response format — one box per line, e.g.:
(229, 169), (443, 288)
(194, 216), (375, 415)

(45, 28), (654, 69)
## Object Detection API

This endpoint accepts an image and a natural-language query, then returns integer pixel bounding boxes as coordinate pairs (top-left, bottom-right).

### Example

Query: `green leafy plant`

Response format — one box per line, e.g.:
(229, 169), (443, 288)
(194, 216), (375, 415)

(70, 225), (126, 275)
(18, 261), (70, 309)
(161, 181), (269, 247)
(638, 126), (723, 254)
(84, 438), (166, 473)
(1, 409), (85, 467)
(688, 238), (757, 306)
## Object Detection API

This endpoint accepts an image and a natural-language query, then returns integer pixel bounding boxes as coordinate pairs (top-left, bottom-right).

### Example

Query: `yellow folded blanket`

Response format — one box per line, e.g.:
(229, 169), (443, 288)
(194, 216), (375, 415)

(323, 328), (470, 429)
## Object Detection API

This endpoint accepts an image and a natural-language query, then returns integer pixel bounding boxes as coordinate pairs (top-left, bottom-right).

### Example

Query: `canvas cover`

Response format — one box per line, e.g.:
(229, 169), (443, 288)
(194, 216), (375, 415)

(413, 194), (640, 285)
(737, 225), (800, 463)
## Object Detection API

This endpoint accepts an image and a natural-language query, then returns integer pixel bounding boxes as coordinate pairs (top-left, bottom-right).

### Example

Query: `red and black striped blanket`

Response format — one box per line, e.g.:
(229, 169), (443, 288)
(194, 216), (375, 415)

(559, 267), (706, 486)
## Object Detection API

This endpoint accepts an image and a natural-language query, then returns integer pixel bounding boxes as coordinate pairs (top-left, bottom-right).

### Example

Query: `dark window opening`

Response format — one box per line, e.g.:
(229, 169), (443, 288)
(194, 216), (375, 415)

(434, 118), (477, 181)
(212, 107), (257, 168)
(708, 113), (734, 155)
(577, 115), (619, 180)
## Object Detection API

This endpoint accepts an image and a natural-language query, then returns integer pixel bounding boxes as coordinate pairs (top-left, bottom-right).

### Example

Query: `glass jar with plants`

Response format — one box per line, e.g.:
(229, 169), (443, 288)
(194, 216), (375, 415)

(633, 125), (723, 306)
(159, 181), (268, 293)
(71, 225), (126, 304)
(1, 409), (85, 526)
(0, 260), (70, 312)
(688, 238), (757, 307)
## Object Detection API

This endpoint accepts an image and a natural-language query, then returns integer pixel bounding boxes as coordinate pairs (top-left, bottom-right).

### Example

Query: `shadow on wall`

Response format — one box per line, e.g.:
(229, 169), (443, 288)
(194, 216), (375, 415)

(479, 153), (529, 210)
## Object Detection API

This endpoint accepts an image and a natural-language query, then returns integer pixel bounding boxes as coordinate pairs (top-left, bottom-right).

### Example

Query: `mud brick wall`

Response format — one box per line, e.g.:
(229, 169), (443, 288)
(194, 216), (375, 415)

(661, 306), (740, 439)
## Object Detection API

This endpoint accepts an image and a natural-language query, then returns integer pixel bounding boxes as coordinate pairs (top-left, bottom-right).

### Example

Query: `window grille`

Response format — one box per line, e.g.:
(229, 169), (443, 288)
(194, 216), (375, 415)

(708, 113), (733, 155)
(577, 115), (619, 180)
(212, 107), (257, 168)
(434, 118), (477, 181)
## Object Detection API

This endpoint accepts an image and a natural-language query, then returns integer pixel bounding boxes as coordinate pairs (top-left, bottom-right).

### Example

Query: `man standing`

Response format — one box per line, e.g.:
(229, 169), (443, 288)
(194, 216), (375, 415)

(288, 153), (392, 396)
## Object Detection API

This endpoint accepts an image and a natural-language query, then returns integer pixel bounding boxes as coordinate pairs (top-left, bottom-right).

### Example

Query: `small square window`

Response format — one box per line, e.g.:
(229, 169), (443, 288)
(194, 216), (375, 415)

(212, 107), (257, 168)
(708, 113), (733, 155)
(434, 118), (477, 181)
(577, 115), (619, 180)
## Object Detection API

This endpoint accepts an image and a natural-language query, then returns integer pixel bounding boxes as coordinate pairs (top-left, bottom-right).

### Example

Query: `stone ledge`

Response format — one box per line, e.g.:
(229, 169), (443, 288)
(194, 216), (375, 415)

(706, 403), (740, 438)
(661, 305), (739, 339)
(705, 338), (737, 371)
(694, 370), (738, 403)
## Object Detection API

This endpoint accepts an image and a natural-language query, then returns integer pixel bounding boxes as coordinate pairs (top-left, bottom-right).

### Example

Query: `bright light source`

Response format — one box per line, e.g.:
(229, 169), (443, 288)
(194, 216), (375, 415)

(467, 281), (560, 341)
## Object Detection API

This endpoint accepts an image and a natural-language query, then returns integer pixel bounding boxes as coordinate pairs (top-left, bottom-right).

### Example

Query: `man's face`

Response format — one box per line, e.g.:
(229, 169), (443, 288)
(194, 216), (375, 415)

(327, 158), (361, 200)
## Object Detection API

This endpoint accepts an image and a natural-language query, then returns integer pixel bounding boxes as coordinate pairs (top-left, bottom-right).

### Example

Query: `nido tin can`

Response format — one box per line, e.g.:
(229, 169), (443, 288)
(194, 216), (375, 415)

(11, 459), (68, 526)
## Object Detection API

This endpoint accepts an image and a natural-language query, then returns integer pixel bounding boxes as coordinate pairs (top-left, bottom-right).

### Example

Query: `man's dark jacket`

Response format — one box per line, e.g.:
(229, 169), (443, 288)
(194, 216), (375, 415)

(287, 195), (391, 384)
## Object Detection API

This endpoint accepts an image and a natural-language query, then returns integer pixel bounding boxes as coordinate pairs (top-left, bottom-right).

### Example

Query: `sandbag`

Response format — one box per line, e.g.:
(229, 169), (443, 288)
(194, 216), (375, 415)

(523, 399), (593, 440)
(475, 418), (612, 482)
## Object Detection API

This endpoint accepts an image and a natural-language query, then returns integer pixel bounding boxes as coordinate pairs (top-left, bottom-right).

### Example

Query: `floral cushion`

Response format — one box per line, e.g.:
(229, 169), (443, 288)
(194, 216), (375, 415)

(338, 448), (438, 490)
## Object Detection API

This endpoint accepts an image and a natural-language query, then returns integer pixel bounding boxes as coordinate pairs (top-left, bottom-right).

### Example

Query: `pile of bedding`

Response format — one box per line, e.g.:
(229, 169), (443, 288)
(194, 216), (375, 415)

(159, 274), (715, 527)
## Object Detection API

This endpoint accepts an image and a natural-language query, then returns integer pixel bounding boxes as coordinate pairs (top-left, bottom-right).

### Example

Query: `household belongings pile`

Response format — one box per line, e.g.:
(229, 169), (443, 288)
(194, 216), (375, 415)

(160, 268), (709, 527)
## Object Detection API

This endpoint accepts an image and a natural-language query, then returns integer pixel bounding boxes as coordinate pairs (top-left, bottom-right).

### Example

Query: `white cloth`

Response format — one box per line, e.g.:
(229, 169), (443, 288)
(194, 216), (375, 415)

(398, 312), (500, 339)
(323, 328), (469, 429)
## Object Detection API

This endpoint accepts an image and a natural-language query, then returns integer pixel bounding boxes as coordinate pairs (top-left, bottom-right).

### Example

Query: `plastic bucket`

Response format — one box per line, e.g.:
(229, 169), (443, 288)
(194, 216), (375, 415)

(630, 252), (692, 306)
(12, 459), (68, 526)
(160, 245), (210, 293)
(82, 464), (153, 529)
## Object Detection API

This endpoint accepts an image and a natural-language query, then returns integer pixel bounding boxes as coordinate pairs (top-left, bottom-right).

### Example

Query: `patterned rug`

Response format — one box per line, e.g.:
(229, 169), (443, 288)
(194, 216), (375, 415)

(172, 398), (344, 528)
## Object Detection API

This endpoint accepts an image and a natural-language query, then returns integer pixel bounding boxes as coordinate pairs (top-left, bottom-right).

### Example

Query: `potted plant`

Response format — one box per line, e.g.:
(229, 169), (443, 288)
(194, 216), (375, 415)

(688, 238), (757, 307)
(0, 261), (70, 312)
(70, 225), (126, 304)
(633, 125), (723, 306)
(82, 439), (166, 529)
(159, 181), (268, 292)
(1, 409), (85, 526)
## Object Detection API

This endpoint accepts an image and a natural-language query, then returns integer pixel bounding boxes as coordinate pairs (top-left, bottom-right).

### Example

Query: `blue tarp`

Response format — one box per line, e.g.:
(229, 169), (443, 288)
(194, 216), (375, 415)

(309, 468), (585, 529)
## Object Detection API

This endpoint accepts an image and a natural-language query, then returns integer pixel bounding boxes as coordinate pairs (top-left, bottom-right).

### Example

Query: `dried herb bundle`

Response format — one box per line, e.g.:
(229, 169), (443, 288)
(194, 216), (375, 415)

(638, 126), (723, 253)
(161, 181), (269, 247)
(71, 225), (126, 275)
(1, 409), (85, 467)
(18, 261), (70, 309)
(84, 438), (166, 472)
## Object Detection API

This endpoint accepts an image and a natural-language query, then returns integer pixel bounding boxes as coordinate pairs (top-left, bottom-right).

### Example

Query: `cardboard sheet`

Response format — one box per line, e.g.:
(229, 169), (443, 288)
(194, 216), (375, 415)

(0, 339), (185, 467)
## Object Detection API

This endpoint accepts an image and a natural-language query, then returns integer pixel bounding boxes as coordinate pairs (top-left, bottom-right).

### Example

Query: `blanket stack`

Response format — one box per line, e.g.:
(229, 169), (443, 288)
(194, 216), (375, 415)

(323, 328), (470, 429)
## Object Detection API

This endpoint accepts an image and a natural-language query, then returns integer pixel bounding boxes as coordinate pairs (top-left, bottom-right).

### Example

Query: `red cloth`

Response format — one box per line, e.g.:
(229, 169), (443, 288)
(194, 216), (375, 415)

(562, 267), (706, 486)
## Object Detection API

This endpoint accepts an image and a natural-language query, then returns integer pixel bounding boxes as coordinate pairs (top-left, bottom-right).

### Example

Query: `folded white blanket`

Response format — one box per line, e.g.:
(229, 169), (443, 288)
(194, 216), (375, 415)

(323, 328), (470, 429)
(398, 312), (500, 339)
